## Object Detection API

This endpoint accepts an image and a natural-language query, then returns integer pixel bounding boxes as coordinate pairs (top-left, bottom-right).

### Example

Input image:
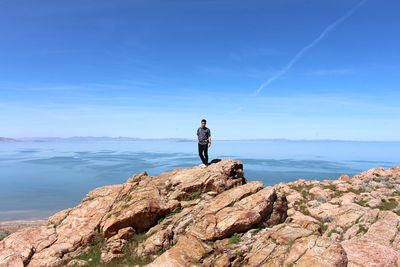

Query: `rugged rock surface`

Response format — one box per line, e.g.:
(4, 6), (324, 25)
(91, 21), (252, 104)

(1, 160), (400, 267)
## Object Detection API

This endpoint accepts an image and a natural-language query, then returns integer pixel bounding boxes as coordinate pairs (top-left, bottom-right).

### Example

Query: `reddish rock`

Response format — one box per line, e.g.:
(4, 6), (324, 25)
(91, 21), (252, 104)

(2, 161), (400, 267)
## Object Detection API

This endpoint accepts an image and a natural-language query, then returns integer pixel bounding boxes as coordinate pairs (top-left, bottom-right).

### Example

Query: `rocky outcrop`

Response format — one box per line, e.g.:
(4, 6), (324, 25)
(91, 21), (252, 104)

(1, 161), (400, 267)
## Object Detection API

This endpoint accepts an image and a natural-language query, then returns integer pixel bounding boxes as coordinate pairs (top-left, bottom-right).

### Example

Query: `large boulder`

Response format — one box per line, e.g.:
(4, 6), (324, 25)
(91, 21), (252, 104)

(0, 160), (252, 266)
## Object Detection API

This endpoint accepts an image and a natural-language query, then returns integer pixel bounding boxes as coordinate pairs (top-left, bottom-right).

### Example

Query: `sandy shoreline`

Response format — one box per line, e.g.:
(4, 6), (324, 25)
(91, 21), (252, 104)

(0, 219), (46, 235)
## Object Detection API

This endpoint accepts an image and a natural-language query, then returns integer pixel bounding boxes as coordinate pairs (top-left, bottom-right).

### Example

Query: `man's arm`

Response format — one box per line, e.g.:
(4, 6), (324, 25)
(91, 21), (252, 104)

(208, 129), (212, 147)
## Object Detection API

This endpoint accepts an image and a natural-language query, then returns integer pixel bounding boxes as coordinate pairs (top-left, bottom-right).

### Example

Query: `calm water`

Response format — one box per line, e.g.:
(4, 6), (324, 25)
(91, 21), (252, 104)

(1, 140), (399, 220)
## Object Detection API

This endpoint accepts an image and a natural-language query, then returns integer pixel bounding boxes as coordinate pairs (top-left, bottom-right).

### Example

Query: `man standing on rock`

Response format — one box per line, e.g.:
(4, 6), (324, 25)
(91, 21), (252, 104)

(197, 119), (211, 167)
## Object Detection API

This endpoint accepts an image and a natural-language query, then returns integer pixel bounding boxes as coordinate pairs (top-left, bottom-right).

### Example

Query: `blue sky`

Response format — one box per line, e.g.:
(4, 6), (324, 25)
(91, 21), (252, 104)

(0, 0), (399, 140)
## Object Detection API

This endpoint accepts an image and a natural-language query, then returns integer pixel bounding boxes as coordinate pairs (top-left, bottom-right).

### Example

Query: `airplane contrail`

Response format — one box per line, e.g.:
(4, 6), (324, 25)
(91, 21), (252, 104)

(254, 0), (367, 96)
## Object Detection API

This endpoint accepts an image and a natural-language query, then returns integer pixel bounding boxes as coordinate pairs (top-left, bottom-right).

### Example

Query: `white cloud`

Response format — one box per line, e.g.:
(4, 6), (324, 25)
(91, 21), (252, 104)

(254, 0), (367, 95)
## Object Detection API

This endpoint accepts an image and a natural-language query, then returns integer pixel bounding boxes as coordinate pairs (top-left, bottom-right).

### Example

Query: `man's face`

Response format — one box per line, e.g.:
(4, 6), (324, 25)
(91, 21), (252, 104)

(201, 121), (206, 128)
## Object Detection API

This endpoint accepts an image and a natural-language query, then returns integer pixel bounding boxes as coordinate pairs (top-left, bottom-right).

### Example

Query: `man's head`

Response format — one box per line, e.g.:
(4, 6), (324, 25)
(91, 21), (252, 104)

(201, 119), (206, 128)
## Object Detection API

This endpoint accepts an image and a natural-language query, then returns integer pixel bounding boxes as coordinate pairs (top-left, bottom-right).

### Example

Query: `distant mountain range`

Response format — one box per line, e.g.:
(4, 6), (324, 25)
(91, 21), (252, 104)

(0, 137), (19, 142)
(0, 136), (196, 142)
(0, 136), (398, 142)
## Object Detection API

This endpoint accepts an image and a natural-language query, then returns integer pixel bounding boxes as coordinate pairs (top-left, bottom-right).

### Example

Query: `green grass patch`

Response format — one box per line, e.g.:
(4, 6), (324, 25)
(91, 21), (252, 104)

(228, 233), (242, 244)
(235, 250), (244, 257)
(0, 230), (11, 241)
(301, 190), (310, 199)
(378, 198), (398, 211)
(297, 203), (311, 216)
(182, 191), (202, 201)
(73, 232), (151, 267)
(322, 184), (342, 197)
(100, 233), (151, 266)
(290, 184), (314, 200)
(289, 184), (313, 192)
(327, 228), (339, 237)
(319, 223), (328, 234)
(75, 232), (105, 266)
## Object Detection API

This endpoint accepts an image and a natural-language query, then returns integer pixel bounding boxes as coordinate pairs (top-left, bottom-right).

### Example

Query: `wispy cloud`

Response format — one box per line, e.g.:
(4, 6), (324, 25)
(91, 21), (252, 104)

(254, 0), (367, 96)
(223, 106), (244, 116)
(197, 66), (274, 79)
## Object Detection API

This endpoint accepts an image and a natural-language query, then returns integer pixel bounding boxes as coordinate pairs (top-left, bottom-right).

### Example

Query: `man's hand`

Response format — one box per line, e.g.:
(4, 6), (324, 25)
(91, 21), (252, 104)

(208, 142), (211, 148)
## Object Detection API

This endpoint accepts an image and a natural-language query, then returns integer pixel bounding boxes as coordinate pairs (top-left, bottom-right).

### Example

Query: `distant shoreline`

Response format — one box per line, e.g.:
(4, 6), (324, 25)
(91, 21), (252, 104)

(0, 219), (46, 238)
(1, 136), (400, 143)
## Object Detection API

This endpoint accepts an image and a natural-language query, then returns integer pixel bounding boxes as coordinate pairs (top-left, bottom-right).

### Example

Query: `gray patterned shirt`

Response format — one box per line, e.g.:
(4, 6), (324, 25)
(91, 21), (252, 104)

(197, 127), (211, 145)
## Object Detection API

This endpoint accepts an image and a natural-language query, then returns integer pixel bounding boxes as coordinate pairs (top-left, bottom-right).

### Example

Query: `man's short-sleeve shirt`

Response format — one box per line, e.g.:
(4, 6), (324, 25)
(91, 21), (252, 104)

(197, 127), (211, 145)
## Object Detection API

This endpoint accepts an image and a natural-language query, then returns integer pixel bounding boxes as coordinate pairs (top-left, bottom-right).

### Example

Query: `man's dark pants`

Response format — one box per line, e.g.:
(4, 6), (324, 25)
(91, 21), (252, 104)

(198, 143), (208, 165)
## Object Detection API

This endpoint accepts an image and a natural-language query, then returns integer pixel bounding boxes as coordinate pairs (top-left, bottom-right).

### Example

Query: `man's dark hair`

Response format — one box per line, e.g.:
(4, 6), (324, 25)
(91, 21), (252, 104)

(201, 119), (207, 123)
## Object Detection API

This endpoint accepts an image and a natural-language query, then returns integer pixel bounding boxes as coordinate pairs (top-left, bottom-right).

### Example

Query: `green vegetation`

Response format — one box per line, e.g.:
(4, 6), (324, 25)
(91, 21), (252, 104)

(75, 232), (105, 266)
(321, 184), (341, 197)
(205, 240), (215, 246)
(378, 198), (398, 211)
(355, 199), (368, 207)
(169, 207), (182, 216)
(357, 224), (369, 235)
(102, 233), (151, 266)
(157, 207), (182, 223)
(347, 188), (365, 195)
(183, 191), (202, 201)
(104, 210), (121, 219)
(296, 202), (311, 216)
(292, 193), (310, 214)
(84, 196), (95, 202)
(289, 184), (313, 192)
(314, 195), (327, 203)
(392, 191), (400, 196)
(319, 223), (328, 234)
(228, 233), (242, 244)
(156, 246), (168, 256)
(327, 228), (339, 237)
(235, 249), (244, 257)
(73, 232), (151, 267)
(301, 190), (310, 199)
(0, 230), (11, 241)
(290, 184), (314, 200)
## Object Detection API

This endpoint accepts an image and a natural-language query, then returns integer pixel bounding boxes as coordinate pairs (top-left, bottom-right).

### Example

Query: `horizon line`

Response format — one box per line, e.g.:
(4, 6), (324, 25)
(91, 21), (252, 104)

(1, 136), (400, 143)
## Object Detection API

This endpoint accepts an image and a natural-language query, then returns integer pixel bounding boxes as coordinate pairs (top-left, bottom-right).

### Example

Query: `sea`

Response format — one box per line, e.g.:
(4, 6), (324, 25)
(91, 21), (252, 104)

(1, 139), (399, 220)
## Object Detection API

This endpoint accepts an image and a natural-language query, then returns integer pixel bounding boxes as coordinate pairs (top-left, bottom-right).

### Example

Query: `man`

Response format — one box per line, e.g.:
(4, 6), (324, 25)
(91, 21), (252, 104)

(197, 119), (211, 166)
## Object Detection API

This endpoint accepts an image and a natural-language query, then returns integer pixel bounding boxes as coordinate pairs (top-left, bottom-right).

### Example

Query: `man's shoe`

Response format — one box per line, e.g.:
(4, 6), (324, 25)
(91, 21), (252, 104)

(199, 163), (206, 168)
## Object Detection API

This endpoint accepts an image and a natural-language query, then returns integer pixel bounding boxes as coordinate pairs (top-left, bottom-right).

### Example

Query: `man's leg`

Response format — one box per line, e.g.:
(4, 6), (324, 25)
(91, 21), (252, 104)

(203, 144), (209, 165)
(198, 143), (206, 164)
